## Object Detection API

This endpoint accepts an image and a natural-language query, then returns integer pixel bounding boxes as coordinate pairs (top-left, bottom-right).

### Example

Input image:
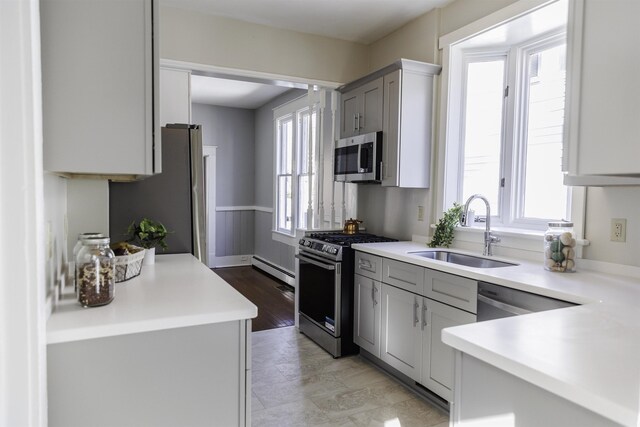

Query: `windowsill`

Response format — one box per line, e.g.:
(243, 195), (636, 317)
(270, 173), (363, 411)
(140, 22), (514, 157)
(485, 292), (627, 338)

(422, 224), (589, 262)
(272, 230), (298, 246)
(429, 224), (589, 246)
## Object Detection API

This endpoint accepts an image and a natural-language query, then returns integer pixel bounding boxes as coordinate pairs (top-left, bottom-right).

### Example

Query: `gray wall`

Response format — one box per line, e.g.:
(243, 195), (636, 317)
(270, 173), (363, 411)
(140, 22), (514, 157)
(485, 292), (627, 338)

(193, 103), (255, 257)
(193, 103), (255, 206)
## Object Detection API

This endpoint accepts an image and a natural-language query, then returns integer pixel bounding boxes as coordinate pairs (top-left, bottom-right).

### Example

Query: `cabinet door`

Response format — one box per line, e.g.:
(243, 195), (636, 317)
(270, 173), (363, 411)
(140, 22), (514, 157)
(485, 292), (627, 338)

(421, 298), (476, 401)
(41, 0), (159, 176)
(382, 68), (433, 188)
(340, 90), (359, 138)
(382, 69), (401, 186)
(160, 67), (191, 126)
(354, 274), (381, 357)
(380, 284), (422, 380)
(359, 77), (384, 134)
(566, 0), (640, 175)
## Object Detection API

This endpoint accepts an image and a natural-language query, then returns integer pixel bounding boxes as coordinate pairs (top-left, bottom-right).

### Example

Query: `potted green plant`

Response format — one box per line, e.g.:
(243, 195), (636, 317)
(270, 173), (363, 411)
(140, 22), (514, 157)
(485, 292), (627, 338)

(126, 218), (169, 265)
(428, 203), (463, 248)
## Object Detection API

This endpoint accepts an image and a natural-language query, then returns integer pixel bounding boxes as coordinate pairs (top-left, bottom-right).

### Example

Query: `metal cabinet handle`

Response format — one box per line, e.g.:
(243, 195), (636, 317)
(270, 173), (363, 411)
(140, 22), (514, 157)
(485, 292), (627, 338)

(380, 161), (384, 179)
(373, 286), (378, 305)
(353, 113), (358, 132)
(421, 303), (428, 331)
(358, 114), (363, 130)
(359, 259), (373, 270)
(413, 298), (419, 327)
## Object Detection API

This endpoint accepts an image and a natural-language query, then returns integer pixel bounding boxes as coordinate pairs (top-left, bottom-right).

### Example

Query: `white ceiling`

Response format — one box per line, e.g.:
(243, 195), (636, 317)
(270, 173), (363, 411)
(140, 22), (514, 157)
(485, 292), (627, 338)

(161, 0), (453, 44)
(190, 75), (292, 109)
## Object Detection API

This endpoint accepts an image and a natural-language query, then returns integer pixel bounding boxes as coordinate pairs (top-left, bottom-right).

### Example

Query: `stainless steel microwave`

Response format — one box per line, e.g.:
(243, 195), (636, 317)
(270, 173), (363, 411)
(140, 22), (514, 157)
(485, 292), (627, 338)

(334, 131), (382, 183)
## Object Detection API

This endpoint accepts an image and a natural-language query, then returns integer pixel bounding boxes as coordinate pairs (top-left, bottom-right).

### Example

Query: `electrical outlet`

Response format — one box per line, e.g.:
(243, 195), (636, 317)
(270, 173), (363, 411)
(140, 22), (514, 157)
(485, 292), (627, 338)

(417, 206), (425, 222)
(611, 218), (626, 242)
(241, 255), (249, 262)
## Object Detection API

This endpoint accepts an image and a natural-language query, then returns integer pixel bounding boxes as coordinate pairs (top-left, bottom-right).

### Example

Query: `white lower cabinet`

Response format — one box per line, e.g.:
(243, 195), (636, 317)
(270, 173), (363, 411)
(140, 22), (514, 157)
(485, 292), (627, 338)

(421, 298), (476, 401)
(354, 250), (478, 402)
(354, 274), (382, 357)
(380, 283), (423, 381)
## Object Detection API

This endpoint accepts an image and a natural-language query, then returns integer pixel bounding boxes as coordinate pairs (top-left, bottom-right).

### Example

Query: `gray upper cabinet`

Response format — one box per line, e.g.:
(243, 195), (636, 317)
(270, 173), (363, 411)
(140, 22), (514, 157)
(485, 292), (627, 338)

(338, 59), (441, 188)
(340, 78), (383, 138)
(381, 62), (440, 188)
(41, 0), (160, 179)
(563, 0), (640, 185)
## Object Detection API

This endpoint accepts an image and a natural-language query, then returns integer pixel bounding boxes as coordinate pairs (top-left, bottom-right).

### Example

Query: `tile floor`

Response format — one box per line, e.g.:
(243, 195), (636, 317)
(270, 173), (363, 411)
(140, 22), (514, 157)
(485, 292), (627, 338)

(251, 326), (449, 427)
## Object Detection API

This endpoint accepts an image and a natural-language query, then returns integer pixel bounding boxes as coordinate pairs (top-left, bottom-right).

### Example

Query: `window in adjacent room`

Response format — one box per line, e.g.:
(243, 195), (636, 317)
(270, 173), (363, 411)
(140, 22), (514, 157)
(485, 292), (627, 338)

(274, 96), (318, 235)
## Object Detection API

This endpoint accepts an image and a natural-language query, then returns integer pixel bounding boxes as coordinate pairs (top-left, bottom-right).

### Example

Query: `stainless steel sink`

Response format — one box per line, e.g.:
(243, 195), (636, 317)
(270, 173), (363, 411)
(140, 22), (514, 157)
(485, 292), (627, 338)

(409, 250), (518, 268)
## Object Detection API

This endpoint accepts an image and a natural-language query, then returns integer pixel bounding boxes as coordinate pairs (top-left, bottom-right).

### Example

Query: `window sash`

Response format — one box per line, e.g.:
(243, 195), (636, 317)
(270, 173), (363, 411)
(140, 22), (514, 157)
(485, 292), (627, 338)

(454, 33), (569, 231)
(459, 52), (508, 219)
(511, 34), (569, 228)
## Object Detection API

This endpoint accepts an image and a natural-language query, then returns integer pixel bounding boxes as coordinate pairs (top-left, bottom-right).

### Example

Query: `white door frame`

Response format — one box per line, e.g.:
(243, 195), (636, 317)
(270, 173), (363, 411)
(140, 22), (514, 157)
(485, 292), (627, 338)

(0, 0), (48, 425)
(203, 145), (217, 268)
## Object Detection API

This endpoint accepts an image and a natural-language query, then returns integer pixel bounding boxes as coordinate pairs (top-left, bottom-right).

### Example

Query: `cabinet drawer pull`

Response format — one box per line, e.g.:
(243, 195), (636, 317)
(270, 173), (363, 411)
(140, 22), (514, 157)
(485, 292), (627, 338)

(358, 259), (373, 271)
(421, 303), (428, 331)
(373, 286), (378, 305)
(413, 298), (419, 327)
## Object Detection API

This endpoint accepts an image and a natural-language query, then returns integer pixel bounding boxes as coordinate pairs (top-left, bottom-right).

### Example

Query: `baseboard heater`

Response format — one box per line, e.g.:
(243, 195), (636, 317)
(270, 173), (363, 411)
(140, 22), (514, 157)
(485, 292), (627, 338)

(251, 256), (295, 288)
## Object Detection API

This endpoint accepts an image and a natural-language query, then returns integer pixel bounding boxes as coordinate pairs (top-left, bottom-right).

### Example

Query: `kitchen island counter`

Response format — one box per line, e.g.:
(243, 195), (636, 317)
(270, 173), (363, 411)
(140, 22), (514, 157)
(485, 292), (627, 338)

(47, 253), (257, 344)
(352, 241), (640, 426)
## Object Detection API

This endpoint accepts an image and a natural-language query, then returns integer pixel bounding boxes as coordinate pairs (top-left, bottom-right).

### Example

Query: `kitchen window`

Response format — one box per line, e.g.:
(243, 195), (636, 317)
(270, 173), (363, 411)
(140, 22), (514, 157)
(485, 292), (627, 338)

(440, 0), (577, 232)
(274, 96), (318, 235)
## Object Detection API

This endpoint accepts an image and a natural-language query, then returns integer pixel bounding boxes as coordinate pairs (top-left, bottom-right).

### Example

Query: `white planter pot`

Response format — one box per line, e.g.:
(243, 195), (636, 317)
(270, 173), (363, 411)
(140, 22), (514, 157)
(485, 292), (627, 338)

(143, 247), (156, 265)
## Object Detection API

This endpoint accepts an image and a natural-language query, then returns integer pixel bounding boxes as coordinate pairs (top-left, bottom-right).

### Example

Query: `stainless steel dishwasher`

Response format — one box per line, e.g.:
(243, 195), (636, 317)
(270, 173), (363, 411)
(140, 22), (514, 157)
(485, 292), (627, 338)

(477, 282), (576, 321)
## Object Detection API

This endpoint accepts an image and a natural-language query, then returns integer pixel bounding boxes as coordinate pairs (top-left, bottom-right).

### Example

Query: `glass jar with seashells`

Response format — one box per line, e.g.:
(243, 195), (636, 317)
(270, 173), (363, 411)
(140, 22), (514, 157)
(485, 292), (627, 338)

(544, 221), (576, 272)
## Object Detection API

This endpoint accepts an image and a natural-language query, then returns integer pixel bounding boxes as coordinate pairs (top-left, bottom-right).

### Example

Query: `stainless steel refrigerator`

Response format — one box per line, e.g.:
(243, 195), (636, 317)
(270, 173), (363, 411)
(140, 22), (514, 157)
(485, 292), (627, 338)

(109, 124), (207, 263)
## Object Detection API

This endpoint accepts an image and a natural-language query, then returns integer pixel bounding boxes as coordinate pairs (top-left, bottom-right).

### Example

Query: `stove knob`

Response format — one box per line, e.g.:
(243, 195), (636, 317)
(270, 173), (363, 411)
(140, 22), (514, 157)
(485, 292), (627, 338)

(299, 239), (305, 245)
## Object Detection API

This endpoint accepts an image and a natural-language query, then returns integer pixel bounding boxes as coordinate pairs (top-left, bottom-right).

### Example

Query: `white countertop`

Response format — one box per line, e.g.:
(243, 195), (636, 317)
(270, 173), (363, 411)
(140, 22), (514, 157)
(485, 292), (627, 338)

(352, 241), (640, 426)
(47, 254), (257, 345)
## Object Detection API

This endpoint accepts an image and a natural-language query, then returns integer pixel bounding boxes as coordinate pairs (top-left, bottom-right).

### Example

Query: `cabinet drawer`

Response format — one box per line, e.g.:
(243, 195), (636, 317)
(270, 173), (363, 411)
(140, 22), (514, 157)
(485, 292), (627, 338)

(382, 259), (425, 294)
(424, 269), (477, 313)
(355, 252), (383, 281)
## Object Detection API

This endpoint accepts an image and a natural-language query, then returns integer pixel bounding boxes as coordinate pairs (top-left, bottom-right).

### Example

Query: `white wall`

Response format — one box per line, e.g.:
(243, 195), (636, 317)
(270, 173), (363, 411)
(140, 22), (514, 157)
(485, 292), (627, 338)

(582, 187), (640, 266)
(66, 179), (110, 257)
(1, 0), (47, 423)
(160, 6), (370, 84)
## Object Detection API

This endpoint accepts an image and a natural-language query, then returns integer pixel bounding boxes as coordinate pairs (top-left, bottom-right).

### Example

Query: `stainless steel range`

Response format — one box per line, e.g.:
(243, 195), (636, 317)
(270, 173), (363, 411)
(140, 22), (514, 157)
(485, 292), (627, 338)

(296, 231), (397, 357)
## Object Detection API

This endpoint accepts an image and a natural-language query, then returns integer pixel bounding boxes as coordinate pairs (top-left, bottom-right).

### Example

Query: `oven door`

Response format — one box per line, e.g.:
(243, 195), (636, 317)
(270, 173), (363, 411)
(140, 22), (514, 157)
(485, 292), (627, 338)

(296, 251), (341, 337)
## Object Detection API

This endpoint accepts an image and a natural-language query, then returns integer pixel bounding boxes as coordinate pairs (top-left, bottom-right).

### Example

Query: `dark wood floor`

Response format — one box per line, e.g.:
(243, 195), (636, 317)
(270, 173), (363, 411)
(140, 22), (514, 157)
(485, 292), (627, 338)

(214, 266), (295, 332)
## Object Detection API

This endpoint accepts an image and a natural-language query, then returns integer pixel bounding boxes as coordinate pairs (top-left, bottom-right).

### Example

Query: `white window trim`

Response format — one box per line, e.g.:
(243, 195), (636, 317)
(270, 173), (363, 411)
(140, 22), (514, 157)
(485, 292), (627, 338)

(434, 0), (587, 254)
(272, 95), (318, 237)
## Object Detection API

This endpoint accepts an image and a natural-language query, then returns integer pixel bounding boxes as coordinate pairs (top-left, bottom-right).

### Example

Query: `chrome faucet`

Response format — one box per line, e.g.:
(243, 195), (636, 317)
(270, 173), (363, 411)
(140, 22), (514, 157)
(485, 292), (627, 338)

(461, 194), (500, 256)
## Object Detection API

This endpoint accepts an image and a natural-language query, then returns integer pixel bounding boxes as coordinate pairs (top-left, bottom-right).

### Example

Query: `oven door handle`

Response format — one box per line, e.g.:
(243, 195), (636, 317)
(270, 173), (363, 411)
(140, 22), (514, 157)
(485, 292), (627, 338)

(295, 254), (336, 271)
